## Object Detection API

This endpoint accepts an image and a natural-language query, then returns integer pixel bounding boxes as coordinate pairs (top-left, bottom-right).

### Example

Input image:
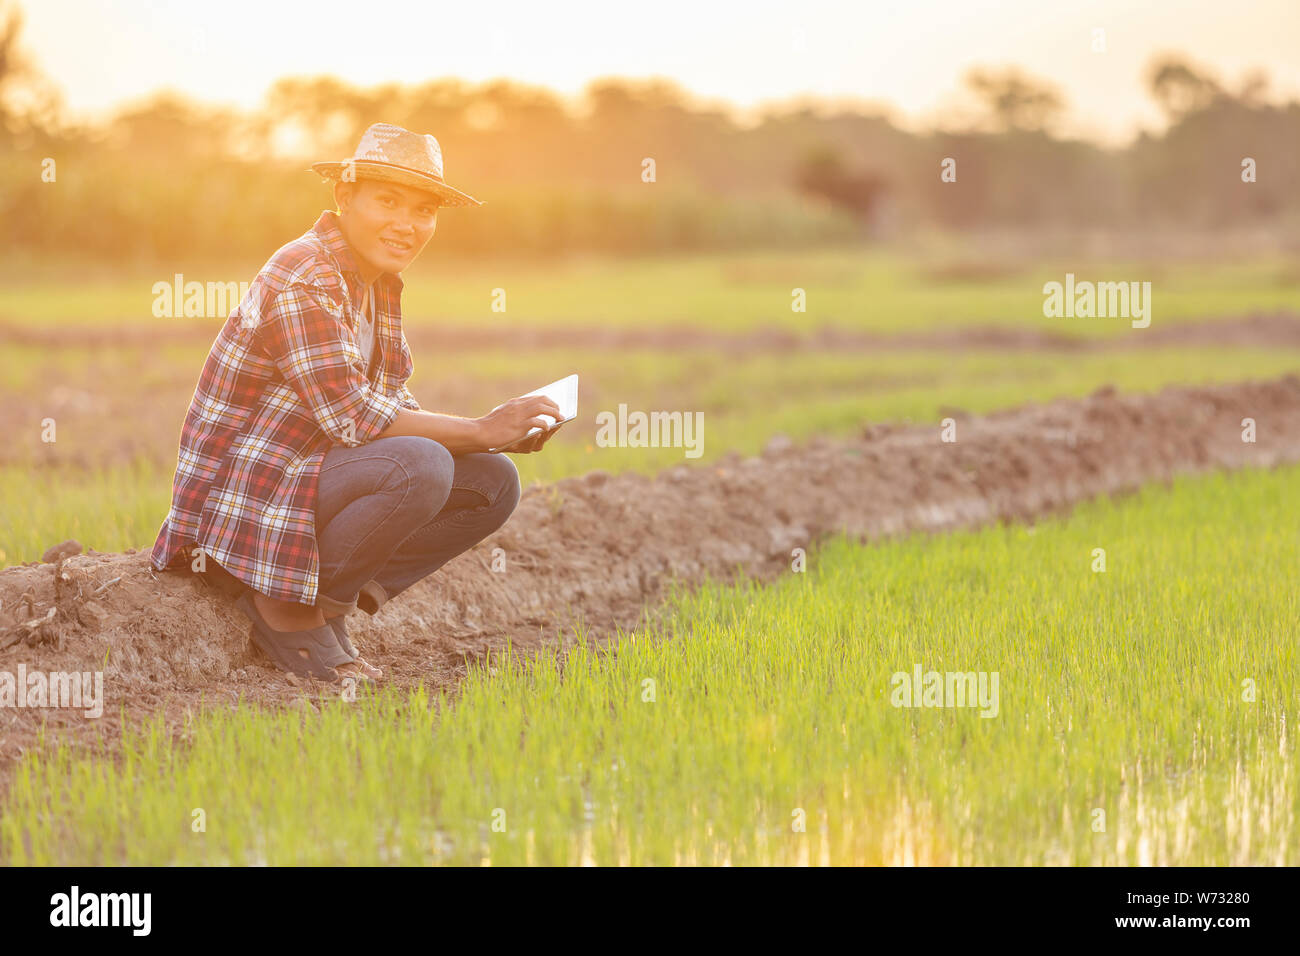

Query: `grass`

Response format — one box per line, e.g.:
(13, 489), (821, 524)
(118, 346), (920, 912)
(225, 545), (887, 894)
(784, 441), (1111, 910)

(5, 248), (1300, 335)
(0, 459), (172, 566)
(4, 463), (1295, 865)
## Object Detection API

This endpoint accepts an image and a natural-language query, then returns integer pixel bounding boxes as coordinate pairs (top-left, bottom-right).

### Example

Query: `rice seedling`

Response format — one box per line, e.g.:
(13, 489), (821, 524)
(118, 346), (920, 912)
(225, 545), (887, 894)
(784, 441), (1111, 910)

(3, 464), (1294, 865)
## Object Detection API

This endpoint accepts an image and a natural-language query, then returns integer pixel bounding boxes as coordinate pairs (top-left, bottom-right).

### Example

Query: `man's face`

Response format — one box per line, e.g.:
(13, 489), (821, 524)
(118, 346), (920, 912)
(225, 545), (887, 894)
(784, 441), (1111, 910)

(335, 179), (440, 277)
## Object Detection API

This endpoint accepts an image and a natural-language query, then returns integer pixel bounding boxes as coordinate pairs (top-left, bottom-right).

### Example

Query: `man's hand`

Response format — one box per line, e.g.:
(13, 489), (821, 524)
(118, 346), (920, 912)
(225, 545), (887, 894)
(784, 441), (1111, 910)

(475, 394), (563, 452)
(509, 421), (565, 454)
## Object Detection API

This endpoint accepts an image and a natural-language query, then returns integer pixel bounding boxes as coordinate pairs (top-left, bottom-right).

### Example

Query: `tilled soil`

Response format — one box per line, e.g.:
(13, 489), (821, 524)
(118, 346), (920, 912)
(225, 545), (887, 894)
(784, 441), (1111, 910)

(2, 375), (1300, 765)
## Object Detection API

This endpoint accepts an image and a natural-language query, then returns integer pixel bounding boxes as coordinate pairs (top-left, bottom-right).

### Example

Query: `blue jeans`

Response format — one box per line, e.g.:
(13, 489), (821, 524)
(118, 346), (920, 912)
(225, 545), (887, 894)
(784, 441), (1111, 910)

(312, 436), (521, 616)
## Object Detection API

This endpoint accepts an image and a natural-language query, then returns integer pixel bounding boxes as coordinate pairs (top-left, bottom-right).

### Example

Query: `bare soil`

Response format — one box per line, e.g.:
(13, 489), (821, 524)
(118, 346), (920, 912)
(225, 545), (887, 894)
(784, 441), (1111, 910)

(2, 374), (1300, 766)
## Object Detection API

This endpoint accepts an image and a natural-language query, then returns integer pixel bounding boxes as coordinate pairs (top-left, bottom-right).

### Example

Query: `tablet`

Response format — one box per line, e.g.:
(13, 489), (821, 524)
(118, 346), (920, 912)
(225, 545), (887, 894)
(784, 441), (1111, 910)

(487, 373), (579, 452)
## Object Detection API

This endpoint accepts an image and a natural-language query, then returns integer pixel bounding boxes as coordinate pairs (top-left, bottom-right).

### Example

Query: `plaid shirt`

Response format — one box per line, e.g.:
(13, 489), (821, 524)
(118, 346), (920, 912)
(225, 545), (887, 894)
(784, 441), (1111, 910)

(151, 210), (421, 604)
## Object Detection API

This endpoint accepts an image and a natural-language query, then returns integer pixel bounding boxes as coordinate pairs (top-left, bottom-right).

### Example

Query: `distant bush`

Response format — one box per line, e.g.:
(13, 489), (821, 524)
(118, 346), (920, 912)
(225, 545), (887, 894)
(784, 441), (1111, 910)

(2, 50), (1298, 262)
(0, 149), (862, 261)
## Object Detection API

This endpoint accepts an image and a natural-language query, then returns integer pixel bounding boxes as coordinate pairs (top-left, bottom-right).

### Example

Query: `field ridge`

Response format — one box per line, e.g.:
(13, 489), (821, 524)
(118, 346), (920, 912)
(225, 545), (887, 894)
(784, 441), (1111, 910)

(1, 374), (1299, 760)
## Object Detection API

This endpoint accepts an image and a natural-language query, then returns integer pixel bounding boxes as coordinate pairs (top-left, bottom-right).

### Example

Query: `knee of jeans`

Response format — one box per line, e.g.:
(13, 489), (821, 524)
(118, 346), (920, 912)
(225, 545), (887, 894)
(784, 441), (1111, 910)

(386, 436), (454, 518)
(485, 453), (522, 516)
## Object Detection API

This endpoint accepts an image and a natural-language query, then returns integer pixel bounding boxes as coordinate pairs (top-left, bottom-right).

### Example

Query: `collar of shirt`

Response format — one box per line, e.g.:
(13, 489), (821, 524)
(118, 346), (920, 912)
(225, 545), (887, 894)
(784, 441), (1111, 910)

(310, 210), (405, 317)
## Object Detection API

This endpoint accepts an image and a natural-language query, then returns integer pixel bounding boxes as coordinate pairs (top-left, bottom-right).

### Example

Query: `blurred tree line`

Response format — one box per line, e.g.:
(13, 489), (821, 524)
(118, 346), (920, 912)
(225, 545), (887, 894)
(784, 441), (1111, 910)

(1, 2), (1297, 263)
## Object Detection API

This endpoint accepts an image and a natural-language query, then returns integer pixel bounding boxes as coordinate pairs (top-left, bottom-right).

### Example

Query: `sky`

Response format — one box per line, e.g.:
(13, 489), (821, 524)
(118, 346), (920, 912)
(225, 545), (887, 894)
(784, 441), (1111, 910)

(16, 0), (1300, 145)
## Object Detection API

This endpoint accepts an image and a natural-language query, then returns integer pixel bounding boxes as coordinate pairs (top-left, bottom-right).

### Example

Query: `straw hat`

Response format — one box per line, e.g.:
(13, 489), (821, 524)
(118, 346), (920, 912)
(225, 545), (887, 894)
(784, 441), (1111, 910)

(310, 123), (483, 207)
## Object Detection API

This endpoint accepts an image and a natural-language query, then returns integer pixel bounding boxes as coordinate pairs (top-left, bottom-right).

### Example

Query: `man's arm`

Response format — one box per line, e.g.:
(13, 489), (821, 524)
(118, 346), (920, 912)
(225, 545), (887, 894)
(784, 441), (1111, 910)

(379, 408), (483, 454)
(381, 393), (564, 454)
(257, 281), (564, 454)
(376, 322), (560, 452)
(259, 282), (406, 447)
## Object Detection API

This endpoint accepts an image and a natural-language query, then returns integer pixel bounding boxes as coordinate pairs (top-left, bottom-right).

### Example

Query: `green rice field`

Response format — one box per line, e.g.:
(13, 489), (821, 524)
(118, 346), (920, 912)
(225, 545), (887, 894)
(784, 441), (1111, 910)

(5, 464), (1294, 865)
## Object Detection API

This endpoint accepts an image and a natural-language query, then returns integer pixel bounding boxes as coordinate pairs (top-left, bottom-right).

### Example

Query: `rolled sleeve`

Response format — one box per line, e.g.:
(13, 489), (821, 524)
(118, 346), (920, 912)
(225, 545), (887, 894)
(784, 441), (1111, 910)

(395, 332), (421, 410)
(398, 384), (421, 411)
(259, 283), (403, 447)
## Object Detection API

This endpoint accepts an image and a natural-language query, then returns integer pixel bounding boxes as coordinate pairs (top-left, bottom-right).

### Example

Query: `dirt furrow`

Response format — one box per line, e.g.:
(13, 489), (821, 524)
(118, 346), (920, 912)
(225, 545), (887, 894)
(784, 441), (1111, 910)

(2, 375), (1299, 761)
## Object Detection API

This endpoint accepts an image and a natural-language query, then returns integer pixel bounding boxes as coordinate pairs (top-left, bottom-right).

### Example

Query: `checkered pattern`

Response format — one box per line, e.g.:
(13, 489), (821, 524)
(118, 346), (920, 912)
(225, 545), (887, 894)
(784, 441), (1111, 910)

(150, 211), (422, 605)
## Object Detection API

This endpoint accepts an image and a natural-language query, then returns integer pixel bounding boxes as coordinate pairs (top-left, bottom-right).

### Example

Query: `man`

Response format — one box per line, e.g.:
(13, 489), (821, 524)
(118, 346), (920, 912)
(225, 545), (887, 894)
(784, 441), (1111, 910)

(151, 123), (562, 682)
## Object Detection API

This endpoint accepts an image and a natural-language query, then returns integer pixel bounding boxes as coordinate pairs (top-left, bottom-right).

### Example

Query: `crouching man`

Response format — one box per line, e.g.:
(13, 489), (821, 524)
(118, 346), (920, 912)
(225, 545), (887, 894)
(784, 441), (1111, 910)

(151, 123), (562, 682)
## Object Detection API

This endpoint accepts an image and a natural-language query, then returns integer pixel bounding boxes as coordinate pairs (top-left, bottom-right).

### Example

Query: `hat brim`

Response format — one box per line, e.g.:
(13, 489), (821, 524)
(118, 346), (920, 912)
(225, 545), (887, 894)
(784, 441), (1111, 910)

(310, 160), (483, 207)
